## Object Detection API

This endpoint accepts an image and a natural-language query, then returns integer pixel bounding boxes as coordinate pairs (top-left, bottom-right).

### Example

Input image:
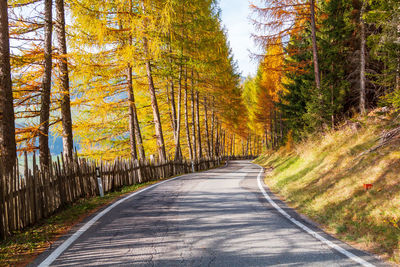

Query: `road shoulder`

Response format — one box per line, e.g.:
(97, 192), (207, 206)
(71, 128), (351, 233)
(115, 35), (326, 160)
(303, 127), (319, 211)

(252, 162), (389, 267)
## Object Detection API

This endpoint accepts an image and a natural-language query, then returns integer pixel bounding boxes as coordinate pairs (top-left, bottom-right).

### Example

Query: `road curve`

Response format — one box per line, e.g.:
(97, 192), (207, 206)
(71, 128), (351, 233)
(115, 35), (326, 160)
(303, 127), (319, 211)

(32, 160), (384, 267)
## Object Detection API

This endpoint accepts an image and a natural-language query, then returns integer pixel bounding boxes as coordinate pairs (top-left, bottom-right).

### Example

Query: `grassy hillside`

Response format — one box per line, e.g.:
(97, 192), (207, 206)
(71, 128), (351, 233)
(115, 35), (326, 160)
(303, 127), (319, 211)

(254, 108), (400, 264)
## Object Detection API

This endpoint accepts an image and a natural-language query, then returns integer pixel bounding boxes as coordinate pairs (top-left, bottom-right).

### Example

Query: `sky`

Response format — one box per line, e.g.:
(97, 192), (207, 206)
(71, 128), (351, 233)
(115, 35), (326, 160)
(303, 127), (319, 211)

(218, 0), (261, 78)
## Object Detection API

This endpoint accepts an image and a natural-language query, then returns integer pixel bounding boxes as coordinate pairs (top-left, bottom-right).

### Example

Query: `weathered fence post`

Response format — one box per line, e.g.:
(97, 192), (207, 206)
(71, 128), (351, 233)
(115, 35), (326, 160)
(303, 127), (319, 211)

(0, 144), (236, 241)
(0, 168), (6, 239)
(95, 167), (104, 197)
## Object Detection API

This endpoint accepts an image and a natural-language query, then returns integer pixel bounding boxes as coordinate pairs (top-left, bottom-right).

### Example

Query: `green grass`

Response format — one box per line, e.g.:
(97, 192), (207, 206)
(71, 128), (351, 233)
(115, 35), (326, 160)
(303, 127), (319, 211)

(0, 180), (160, 267)
(257, 112), (400, 264)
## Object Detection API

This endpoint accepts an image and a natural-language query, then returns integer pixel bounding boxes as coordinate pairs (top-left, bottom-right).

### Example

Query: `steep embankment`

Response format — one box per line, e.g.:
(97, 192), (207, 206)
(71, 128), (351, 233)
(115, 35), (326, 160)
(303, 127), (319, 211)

(254, 108), (400, 264)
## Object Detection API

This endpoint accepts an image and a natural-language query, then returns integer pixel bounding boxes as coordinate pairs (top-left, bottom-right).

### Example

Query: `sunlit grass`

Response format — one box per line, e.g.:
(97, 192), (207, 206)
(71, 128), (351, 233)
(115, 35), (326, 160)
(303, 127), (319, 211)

(258, 111), (400, 263)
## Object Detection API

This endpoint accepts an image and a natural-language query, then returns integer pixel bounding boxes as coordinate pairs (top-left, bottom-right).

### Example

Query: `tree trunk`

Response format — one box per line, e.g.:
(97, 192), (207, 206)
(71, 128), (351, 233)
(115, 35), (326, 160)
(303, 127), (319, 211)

(126, 0), (144, 160)
(55, 0), (73, 163)
(129, 54), (145, 160)
(269, 111), (274, 149)
(274, 109), (278, 148)
(330, 64), (335, 127)
(254, 136), (257, 155)
(248, 135), (251, 156)
(167, 33), (177, 138)
(169, 80), (177, 135)
(127, 66), (137, 160)
(128, 69), (146, 159)
(0, 0), (16, 172)
(222, 130), (225, 157)
(195, 90), (202, 159)
(310, 0), (321, 90)
(203, 97), (211, 157)
(219, 124), (223, 156)
(232, 133), (235, 156)
(279, 111), (283, 142)
(255, 136), (258, 155)
(174, 64), (182, 160)
(228, 134), (231, 156)
(248, 136), (251, 156)
(141, 1), (165, 162)
(39, 0), (53, 169)
(215, 121), (219, 156)
(397, 55), (400, 91)
(359, 0), (367, 115)
(210, 104), (215, 157)
(191, 71), (196, 161)
(166, 84), (174, 132)
(144, 39), (166, 162)
(133, 101), (145, 160)
(397, 24), (400, 91)
(264, 129), (267, 150)
(184, 68), (193, 160)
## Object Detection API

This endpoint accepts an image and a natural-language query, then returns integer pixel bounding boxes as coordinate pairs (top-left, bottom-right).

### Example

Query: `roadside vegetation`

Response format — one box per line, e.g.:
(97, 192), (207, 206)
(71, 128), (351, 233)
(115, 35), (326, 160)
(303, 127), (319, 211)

(0, 0), (399, 265)
(255, 109), (400, 264)
(0, 180), (160, 267)
(1, 0), (257, 245)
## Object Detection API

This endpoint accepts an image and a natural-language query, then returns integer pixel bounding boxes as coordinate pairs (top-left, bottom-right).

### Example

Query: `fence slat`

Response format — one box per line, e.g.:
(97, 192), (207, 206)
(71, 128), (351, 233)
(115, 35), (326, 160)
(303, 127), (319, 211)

(0, 152), (256, 239)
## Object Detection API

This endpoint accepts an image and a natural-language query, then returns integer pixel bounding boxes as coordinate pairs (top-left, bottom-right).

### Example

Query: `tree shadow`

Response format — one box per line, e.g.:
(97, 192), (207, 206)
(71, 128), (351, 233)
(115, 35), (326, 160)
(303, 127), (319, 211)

(31, 162), (366, 266)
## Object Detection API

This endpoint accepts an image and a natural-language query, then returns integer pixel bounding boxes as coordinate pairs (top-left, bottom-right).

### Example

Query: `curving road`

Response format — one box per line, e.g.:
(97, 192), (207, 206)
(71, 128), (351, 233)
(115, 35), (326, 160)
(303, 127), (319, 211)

(32, 160), (384, 267)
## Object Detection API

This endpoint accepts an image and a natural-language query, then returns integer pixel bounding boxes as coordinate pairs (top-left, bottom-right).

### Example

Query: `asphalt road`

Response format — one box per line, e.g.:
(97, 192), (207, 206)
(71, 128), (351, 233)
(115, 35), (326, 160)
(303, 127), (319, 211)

(32, 160), (384, 267)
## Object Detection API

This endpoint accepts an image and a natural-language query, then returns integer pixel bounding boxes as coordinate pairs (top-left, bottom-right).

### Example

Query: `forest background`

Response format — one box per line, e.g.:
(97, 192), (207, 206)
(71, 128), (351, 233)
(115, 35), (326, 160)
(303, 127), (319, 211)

(0, 0), (398, 177)
(0, 0), (399, 263)
(1, 0), (256, 173)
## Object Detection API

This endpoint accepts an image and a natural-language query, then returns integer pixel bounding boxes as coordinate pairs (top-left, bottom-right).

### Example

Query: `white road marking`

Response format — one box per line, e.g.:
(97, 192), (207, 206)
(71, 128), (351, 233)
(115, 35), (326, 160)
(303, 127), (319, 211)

(39, 161), (375, 267)
(254, 163), (375, 267)
(38, 175), (186, 267)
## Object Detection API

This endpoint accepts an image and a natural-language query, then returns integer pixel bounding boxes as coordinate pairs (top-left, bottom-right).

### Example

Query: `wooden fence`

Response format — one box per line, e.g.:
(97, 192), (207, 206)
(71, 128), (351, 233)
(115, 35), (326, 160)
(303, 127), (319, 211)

(0, 153), (259, 239)
(0, 154), (228, 240)
(225, 155), (257, 160)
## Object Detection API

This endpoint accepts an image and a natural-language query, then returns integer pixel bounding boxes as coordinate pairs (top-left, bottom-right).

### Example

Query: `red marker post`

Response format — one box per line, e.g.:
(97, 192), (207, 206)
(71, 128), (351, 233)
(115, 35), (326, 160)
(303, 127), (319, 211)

(363, 184), (373, 191)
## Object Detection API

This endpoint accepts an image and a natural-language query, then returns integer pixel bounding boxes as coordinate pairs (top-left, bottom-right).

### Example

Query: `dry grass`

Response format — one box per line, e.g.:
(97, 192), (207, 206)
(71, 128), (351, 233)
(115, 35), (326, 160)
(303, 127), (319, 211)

(255, 110), (400, 264)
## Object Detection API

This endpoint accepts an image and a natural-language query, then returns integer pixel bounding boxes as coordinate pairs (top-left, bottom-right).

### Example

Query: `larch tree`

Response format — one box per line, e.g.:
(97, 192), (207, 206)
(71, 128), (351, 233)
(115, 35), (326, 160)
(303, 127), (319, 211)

(39, 0), (53, 169)
(55, 0), (74, 162)
(309, 0), (321, 90)
(141, 0), (167, 162)
(359, 0), (367, 114)
(0, 0), (16, 171)
(251, 0), (321, 89)
(41, 0), (243, 161)
(9, 0), (44, 154)
(67, 0), (149, 160)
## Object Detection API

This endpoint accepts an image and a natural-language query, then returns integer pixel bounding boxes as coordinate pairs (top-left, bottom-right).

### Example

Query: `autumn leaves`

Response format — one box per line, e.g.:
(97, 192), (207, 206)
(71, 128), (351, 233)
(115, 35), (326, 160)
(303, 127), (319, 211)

(0, 0), (250, 172)
(246, 0), (400, 144)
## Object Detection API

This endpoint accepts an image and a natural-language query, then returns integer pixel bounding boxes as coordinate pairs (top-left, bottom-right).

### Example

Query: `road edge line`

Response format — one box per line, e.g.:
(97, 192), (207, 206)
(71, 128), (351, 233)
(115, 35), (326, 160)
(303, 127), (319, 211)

(37, 174), (189, 267)
(254, 163), (375, 267)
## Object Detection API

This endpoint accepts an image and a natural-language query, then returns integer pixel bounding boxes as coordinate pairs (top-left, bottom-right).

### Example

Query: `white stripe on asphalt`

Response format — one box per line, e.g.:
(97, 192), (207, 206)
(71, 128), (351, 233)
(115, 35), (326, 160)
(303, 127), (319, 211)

(39, 160), (233, 267)
(38, 175), (187, 267)
(254, 163), (375, 267)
